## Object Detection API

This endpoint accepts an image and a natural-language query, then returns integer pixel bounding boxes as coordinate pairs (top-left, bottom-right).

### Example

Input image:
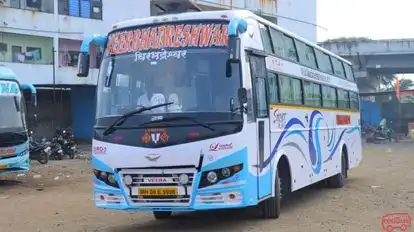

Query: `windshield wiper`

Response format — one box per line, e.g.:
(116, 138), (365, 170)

(102, 102), (174, 136)
(139, 116), (216, 132)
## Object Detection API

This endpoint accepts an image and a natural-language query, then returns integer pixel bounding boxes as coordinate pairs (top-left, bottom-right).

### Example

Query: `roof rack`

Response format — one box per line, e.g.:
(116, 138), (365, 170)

(151, 0), (202, 15)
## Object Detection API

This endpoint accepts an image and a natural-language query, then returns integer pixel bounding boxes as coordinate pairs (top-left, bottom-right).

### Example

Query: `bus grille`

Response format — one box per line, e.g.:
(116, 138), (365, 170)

(119, 168), (196, 206)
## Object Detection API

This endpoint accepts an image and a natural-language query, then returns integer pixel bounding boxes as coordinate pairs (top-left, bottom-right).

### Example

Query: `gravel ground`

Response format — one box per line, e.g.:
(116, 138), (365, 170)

(0, 142), (413, 232)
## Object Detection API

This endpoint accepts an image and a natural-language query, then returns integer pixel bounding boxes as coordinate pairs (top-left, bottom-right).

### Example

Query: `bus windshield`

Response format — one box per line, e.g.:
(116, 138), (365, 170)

(0, 80), (27, 146)
(96, 20), (241, 125)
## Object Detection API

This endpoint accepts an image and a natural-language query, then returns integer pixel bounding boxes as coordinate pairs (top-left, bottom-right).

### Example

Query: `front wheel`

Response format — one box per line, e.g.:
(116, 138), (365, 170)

(37, 152), (49, 164)
(261, 170), (281, 219)
(153, 211), (172, 220)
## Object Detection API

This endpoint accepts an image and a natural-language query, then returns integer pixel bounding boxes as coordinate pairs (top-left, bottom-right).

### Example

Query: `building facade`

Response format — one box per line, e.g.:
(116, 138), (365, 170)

(0, 0), (317, 140)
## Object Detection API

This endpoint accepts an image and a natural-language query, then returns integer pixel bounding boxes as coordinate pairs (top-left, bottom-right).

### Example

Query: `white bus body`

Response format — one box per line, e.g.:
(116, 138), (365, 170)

(78, 10), (362, 219)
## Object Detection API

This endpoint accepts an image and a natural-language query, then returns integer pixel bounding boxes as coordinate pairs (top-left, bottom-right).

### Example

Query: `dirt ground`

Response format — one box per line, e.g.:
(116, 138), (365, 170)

(0, 142), (413, 232)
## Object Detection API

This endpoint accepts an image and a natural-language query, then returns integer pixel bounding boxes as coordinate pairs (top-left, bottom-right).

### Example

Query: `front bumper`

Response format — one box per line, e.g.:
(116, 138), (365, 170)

(93, 167), (255, 212)
(0, 154), (30, 175)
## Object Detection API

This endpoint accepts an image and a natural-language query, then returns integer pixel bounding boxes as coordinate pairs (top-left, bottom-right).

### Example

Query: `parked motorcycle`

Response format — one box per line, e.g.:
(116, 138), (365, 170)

(28, 130), (51, 164)
(48, 137), (65, 160)
(54, 128), (78, 159)
(364, 125), (399, 143)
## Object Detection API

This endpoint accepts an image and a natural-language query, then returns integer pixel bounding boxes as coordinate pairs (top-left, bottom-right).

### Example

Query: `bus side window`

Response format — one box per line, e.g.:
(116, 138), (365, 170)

(267, 72), (279, 103)
(337, 89), (350, 109)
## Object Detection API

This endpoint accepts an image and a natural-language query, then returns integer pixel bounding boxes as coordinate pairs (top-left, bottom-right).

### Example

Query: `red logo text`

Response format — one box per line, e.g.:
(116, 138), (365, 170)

(381, 213), (411, 232)
(93, 146), (107, 154)
(209, 142), (233, 151)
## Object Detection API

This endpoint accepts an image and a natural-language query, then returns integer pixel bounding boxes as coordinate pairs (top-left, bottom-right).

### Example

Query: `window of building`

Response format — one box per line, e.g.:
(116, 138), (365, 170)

(344, 63), (355, 81)
(10, 0), (21, 9)
(58, 0), (102, 19)
(337, 88), (350, 109)
(315, 49), (333, 74)
(349, 91), (359, 109)
(279, 75), (302, 104)
(331, 57), (346, 78)
(258, 23), (273, 54)
(295, 39), (317, 69)
(322, 85), (337, 108)
(0, 43), (7, 53)
(11, 46), (22, 63)
(24, 0), (54, 13)
(304, 81), (322, 107)
(26, 47), (42, 61)
(267, 72), (278, 103)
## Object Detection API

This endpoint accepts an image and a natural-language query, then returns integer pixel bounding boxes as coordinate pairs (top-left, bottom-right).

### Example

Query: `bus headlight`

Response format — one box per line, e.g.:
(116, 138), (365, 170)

(199, 164), (243, 189)
(179, 173), (189, 185)
(108, 174), (116, 184)
(93, 169), (119, 188)
(124, 175), (133, 186)
(206, 171), (218, 184)
(221, 168), (231, 178)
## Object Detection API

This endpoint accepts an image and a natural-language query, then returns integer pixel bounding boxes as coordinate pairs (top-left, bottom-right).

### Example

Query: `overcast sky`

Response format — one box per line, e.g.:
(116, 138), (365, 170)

(317, 0), (414, 79)
(317, 0), (413, 42)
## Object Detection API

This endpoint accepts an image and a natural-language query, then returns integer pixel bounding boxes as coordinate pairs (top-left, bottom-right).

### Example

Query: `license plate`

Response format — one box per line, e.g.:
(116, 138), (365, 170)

(0, 164), (7, 170)
(138, 187), (178, 196)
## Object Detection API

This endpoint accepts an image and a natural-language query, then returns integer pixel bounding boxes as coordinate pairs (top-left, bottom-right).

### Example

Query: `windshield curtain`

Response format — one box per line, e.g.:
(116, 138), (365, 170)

(0, 84), (25, 133)
(96, 49), (241, 119)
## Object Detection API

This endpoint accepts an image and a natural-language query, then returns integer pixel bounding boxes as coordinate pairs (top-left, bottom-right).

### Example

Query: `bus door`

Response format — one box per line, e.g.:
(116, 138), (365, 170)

(248, 53), (272, 200)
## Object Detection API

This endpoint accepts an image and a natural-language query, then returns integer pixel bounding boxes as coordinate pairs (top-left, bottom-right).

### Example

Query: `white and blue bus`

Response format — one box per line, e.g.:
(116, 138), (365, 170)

(0, 66), (37, 175)
(77, 10), (362, 219)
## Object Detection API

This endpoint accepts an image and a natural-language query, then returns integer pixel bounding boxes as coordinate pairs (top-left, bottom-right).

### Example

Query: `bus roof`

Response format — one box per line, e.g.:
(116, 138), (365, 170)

(112, 10), (351, 65)
(0, 65), (17, 80)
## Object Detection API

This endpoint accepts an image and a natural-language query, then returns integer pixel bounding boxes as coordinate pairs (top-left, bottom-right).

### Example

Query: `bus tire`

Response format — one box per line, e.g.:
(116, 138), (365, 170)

(261, 169), (281, 219)
(153, 211), (172, 220)
(327, 149), (347, 188)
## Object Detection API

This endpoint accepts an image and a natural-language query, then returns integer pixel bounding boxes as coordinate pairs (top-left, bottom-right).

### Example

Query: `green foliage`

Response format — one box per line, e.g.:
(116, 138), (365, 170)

(319, 37), (372, 44)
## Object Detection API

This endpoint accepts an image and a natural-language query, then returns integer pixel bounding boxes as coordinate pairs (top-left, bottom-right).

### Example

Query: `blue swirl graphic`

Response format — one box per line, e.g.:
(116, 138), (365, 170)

(286, 130), (307, 142)
(260, 118), (305, 168)
(308, 110), (322, 170)
(313, 117), (323, 174)
(260, 110), (360, 175)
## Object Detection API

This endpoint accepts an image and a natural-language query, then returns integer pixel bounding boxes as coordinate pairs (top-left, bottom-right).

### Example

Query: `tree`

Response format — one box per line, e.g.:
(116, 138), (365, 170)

(383, 76), (414, 91)
(319, 37), (372, 44)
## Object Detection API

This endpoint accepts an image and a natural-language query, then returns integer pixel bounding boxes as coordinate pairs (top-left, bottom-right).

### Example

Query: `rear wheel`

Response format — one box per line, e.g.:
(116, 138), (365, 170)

(327, 150), (347, 188)
(153, 211), (172, 220)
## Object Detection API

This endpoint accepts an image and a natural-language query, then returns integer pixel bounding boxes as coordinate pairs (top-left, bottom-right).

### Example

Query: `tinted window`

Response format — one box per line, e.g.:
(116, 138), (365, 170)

(279, 75), (302, 104)
(295, 40), (317, 69)
(344, 63), (355, 81)
(304, 81), (322, 107)
(258, 23), (273, 54)
(322, 85), (337, 108)
(315, 49), (333, 74)
(269, 28), (285, 57)
(283, 35), (298, 62)
(337, 89), (350, 109)
(331, 57), (346, 78)
(267, 72), (279, 104)
(349, 91), (359, 109)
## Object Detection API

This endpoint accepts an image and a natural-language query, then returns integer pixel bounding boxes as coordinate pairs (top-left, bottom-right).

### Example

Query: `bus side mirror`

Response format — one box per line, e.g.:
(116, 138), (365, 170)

(228, 36), (241, 63)
(77, 52), (90, 77)
(238, 88), (247, 104)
